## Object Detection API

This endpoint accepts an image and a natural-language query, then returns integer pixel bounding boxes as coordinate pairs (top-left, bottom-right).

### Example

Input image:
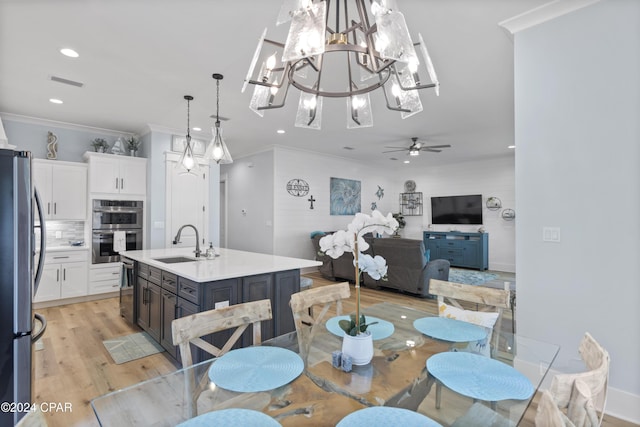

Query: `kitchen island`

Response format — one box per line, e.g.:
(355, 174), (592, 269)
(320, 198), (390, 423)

(120, 248), (321, 363)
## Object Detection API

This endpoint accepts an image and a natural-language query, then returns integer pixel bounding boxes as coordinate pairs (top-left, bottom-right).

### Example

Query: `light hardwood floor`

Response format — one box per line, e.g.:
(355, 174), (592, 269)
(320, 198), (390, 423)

(33, 272), (632, 427)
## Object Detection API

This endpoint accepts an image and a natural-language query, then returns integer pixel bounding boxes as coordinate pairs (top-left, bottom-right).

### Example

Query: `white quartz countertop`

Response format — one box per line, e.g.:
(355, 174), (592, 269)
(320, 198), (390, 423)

(119, 248), (321, 283)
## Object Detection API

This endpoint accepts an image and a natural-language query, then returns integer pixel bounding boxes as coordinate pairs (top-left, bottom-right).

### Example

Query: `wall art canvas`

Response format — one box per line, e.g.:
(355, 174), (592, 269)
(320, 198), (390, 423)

(330, 177), (361, 215)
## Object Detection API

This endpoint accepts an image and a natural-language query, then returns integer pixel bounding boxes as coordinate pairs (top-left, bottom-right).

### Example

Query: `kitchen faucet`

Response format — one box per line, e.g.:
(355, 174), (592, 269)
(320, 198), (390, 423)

(173, 224), (201, 258)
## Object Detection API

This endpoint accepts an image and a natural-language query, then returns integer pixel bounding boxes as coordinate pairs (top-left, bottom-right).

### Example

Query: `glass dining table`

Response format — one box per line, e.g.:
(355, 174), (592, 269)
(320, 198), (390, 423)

(91, 302), (559, 426)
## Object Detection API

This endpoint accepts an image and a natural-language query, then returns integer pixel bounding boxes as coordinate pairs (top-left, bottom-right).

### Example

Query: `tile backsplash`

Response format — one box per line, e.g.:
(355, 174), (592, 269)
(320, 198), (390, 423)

(36, 221), (86, 248)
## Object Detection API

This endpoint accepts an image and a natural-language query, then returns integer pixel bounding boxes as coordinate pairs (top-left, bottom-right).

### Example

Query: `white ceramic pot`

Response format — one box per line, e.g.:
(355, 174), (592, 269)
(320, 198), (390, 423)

(341, 331), (373, 365)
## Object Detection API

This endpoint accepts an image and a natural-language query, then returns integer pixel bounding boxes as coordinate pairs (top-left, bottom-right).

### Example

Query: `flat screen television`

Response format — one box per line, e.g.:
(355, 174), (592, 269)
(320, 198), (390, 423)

(430, 194), (483, 225)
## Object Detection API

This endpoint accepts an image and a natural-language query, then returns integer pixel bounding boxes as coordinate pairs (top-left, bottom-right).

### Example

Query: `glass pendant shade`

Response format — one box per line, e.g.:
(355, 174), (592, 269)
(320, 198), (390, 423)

(295, 92), (323, 129)
(205, 125), (233, 164)
(394, 64), (423, 119)
(373, 10), (418, 65)
(175, 136), (200, 174)
(249, 84), (270, 117)
(347, 93), (373, 129)
(282, 1), (326, 61)
(242, 28), (267, 93)
(417, 33), (439, 96)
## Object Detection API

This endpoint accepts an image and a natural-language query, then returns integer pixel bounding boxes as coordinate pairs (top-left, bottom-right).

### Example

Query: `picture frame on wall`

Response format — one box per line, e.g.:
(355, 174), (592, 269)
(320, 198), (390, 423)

(400, 192), (423, 216)
(330, 177), (361, 215)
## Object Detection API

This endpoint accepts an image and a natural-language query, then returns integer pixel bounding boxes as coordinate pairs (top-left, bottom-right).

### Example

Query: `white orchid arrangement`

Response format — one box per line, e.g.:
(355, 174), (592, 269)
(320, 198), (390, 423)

(319, 210), (399, 336)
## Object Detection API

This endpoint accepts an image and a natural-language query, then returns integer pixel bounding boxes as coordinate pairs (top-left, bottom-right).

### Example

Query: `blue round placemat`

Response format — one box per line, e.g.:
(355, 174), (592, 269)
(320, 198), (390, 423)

(326, 316), (394, 340)
(427, 352), (534, 401)
(208, 346), (304, 392)
(413, 317), (487, 342)
(336, 406), (442, 427)
(177, 408), (281, 426)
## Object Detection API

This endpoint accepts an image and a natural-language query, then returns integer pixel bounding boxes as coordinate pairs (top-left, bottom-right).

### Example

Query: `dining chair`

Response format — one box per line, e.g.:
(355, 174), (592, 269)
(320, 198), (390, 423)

(15, 407), (48, 427)
(429, 279), (511, 356)
(289, 281), (350, 363)
(535, 390), (569, 427)
(547, 332), (610, 426)
(427, 279), (511, 409)
(171, 299), (273, 417)
(171, 298), (273, 368)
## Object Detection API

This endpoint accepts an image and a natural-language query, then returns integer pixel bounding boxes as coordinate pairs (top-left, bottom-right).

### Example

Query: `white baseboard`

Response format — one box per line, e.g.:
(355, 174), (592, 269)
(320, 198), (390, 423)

(515, 359), (640, 424)
(489, 262), (515, 273)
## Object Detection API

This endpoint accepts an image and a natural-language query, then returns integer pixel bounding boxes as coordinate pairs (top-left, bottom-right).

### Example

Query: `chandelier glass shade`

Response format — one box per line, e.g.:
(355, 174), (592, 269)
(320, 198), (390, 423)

(205, 73), (233, 164)
(242, 0), (439, 129)
(176, 95), (200, 174)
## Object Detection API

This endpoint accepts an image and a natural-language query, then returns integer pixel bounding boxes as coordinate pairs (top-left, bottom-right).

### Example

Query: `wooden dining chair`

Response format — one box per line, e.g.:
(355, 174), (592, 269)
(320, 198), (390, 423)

(427, 279), (511, 410)
(15, 408), (48, 427)
(289, 282), (350, 363)
(171, 298), (273, 368)
(171, 299), (272, 417)
(547, 332), (610, 426)
(429, 279), (511, 356)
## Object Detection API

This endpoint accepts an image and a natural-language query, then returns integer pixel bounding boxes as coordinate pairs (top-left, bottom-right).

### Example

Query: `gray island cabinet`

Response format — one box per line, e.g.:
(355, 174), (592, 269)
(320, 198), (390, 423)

(121, 248), (321, 364)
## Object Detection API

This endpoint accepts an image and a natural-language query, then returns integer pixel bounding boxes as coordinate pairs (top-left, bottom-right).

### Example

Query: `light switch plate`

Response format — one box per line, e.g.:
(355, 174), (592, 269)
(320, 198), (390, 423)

(543, 227), (561, 242)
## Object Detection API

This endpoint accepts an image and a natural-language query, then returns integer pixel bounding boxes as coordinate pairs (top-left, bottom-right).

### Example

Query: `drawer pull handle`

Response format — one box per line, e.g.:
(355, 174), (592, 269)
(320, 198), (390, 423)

(53, 256), (70, 259)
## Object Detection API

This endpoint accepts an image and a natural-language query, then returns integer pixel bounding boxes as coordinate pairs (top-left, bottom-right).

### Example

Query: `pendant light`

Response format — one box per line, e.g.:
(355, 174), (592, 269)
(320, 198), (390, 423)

(176, 95), (200, 173)
(205, 73), (233, 164)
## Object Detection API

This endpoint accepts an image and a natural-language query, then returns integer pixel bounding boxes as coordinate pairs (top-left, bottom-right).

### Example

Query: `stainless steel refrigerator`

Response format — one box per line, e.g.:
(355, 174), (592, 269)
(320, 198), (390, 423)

(0, 148), (47, 425)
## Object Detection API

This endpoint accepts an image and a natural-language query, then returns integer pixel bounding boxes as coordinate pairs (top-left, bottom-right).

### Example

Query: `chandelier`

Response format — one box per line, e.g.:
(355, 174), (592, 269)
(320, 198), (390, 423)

(241, 0), (439, 130)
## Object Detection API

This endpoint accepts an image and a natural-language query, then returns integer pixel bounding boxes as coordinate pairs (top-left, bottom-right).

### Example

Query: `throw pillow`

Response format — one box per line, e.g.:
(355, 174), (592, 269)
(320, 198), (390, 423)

(438, 302), (499, 356)
(424, 249), (431, 263)
(438, 302), (499, 328)
(309, 230), (326, 239)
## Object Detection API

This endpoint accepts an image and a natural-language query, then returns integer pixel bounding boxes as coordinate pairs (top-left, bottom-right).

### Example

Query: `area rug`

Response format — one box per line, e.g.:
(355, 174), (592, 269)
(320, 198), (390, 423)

(448, 268), (498, 286)
(103, 332), (164, 364)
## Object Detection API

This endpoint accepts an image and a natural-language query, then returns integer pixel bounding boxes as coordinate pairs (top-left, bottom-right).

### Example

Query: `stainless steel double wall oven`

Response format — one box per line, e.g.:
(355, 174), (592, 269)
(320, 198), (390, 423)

(91, 200), (143, 264)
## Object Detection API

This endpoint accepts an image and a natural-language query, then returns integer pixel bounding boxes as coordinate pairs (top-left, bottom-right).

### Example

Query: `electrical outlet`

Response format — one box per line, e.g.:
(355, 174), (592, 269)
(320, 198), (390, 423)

(214, 301), (229, 309)
(55, 230), (62, 238)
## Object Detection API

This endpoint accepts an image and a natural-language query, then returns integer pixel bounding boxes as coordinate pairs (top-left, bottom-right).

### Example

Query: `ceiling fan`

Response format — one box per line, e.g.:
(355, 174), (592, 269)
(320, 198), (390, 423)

(383, 137), (451, 156)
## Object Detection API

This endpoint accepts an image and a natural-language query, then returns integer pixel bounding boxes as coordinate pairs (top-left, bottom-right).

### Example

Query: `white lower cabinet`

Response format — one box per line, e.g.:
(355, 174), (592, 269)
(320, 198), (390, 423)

(89, 263), (121, 295)
(34, 250), (88, 303)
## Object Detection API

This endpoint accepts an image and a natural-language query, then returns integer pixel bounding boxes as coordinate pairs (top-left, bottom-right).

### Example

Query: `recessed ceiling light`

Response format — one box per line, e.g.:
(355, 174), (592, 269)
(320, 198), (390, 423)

(60, 48), (79, 58)
(508, 145), (516, 149)
(192, 127), (201, 132)
(403, 160), (410, 164)
(49, 98), (63, 104)
(277, 129), (285, 134)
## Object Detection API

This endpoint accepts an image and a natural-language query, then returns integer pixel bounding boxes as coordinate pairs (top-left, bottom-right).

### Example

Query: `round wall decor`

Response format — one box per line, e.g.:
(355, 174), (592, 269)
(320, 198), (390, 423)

(286, 179), (309, 197)
(501, 209), (516, 221)
(404, 180), (416, 192)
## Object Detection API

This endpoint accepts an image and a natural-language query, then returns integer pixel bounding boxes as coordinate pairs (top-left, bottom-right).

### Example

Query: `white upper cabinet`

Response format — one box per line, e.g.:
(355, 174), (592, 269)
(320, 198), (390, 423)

(33, 159), (87, 220)
(84, 152), (147, 197)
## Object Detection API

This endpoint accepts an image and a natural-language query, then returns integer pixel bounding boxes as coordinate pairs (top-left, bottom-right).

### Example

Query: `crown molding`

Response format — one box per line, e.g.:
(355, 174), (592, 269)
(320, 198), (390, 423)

(498, 0), (600, 34)
(0, 112), (135, 137)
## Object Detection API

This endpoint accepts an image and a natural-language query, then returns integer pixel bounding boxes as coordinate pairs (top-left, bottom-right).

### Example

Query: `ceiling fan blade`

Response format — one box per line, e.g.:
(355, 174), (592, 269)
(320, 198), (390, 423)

(384, 146), (409, 149)
(420, 144), (451, 149)
(383, 149), (408, 153)
(422, 149), (442, 152)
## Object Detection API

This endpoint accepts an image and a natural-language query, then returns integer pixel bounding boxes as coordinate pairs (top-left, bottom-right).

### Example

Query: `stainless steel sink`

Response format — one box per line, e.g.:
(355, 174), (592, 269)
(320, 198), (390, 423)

(153, 256), (197, 264)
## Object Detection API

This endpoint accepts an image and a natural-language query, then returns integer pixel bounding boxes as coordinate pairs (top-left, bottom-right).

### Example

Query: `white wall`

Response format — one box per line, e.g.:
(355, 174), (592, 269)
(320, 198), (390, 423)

(273, 147), (398, 260)
(223, 150), (275, 254)
(401, 156), (516, 272)
(225, 146), (515, 267)
(514, 0), (640, 422)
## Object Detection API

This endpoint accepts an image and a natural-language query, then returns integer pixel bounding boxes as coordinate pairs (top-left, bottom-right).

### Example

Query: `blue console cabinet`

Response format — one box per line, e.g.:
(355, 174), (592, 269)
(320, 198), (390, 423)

(423, 231), (489, 270)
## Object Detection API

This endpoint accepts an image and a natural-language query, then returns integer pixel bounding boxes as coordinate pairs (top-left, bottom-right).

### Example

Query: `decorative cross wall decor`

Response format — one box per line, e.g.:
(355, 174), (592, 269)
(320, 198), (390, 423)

(308, 195), (316, 209)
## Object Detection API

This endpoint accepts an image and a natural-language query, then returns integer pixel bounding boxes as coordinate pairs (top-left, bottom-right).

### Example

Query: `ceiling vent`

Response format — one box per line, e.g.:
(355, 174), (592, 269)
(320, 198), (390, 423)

(49, 75), (84, 88)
